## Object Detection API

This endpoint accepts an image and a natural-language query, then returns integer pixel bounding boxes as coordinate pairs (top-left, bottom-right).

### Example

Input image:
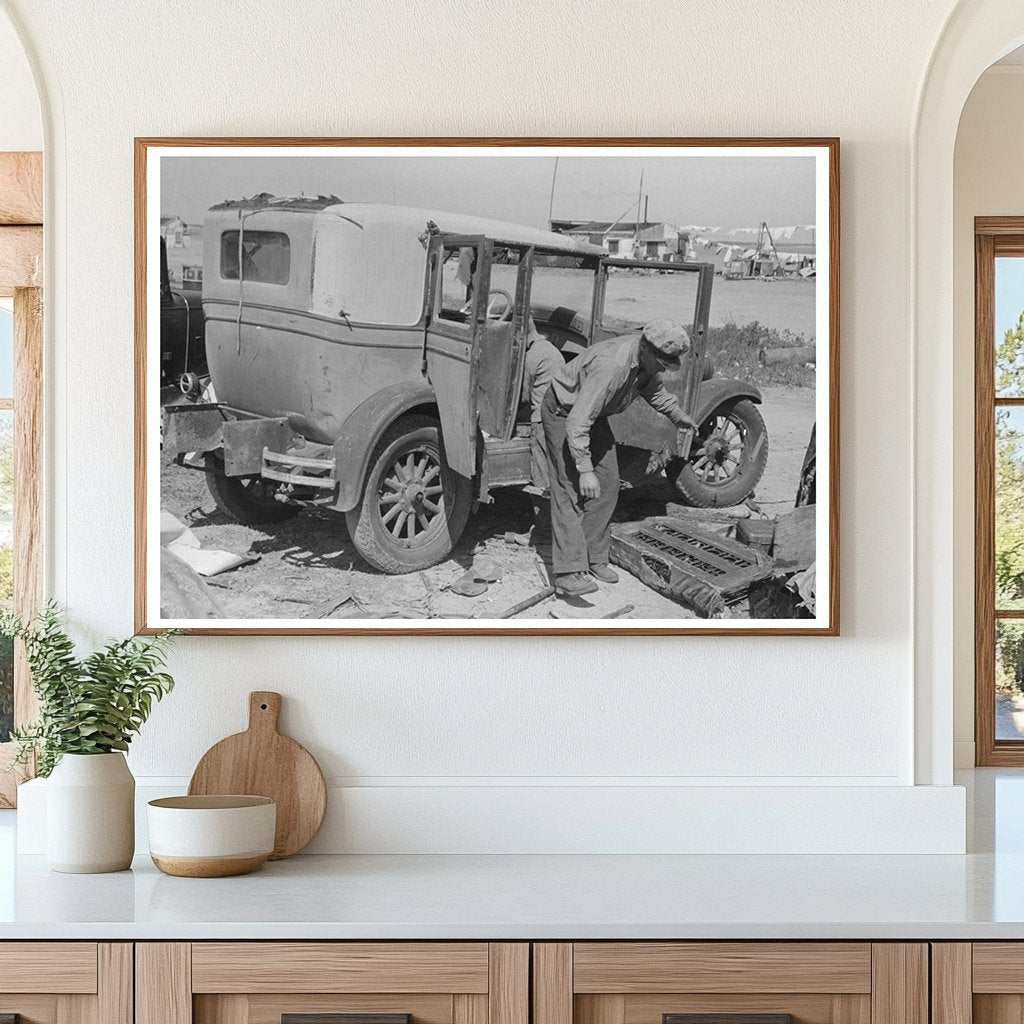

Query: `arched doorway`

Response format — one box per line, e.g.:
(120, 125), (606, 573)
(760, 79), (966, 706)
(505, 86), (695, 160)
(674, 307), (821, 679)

(0, 7), (44, 807)
(914, 1), (1024, 785)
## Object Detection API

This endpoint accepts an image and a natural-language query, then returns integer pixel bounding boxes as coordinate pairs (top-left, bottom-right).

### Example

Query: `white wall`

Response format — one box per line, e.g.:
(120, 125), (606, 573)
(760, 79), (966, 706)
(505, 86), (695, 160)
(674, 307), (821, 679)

(952, 65), (1024, 767)
(1, 0), (973, 852)
(0, 9), (39, 152)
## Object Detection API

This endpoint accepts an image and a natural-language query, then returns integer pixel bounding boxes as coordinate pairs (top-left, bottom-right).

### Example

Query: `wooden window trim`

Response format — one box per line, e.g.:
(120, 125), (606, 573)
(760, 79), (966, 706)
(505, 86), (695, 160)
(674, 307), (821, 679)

(976, 217), (1024, 765)
(0, 151), (43, 807)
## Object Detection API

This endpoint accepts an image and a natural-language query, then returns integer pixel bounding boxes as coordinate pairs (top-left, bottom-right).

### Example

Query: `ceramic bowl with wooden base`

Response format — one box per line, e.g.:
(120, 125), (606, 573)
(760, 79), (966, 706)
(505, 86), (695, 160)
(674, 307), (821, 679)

(147, 795), (276, 877)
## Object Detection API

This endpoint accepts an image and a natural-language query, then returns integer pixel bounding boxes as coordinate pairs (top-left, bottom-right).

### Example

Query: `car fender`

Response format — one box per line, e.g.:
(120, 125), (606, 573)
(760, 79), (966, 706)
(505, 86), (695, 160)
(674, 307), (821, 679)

(693, 378), (763, 426)
(331, 381), (439, 512)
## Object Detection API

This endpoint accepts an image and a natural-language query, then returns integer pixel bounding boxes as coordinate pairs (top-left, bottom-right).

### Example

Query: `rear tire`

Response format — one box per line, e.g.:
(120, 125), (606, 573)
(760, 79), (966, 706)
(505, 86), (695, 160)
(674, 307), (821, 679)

(204, 455), (299, 524)
(671, 399), (768, 508)
(346, 415), (472, 574)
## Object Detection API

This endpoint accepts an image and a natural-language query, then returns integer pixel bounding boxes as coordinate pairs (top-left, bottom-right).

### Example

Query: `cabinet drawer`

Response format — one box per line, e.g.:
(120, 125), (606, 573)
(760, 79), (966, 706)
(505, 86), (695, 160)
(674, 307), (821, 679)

(139, 943), (528, 1024)
(935, 942), (1024, 1024)
(0, 942), (98, 994)
(0, 943), (130, 1024)
(191, 944), (490, 994)
(572, 944), (872, 994)
(534, 943), (925, 1024)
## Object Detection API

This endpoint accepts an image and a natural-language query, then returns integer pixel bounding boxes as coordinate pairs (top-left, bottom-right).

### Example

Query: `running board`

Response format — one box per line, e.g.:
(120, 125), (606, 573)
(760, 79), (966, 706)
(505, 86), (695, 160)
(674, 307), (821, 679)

(262, 448), (336, 489)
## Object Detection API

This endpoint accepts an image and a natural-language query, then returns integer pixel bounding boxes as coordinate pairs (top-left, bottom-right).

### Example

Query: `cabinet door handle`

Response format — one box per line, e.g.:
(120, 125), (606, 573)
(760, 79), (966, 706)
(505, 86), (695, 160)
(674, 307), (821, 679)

(664, 1016), (795, 1024)
(283, 1016), (411, 1024)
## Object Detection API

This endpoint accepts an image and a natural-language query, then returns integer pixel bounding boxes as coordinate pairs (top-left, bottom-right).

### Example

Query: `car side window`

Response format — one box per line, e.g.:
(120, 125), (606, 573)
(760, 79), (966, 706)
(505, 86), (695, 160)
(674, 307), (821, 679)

(436, 245), (476, 326)
(220, 230), (291, 285)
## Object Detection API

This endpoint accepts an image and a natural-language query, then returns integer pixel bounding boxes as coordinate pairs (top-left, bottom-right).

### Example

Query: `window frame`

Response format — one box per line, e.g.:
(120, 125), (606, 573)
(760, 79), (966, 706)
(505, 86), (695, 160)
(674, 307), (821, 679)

(0, 151), (43, 806)
(219, 228), (292, 285)
(975, 218), (1024, 765)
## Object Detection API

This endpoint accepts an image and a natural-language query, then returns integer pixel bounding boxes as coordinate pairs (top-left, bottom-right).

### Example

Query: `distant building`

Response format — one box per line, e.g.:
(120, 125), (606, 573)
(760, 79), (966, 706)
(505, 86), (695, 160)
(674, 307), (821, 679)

(550, 219), (692, 261)
(160, 215), (204, 287)
(688, 224), (817, 278)
(160, 215), (199, 249)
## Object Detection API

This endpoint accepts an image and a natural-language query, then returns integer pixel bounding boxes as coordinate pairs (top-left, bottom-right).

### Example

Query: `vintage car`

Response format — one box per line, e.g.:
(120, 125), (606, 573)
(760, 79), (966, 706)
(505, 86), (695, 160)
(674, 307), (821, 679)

(159, 236), (207, 390)
(164, 195), (768, 574)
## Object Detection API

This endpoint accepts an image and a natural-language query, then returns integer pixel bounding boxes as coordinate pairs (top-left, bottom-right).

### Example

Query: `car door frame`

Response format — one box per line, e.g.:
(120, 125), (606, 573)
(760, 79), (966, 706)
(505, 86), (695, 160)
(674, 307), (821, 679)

(423, 233), (490, 477)
(595, 257), (713, 456)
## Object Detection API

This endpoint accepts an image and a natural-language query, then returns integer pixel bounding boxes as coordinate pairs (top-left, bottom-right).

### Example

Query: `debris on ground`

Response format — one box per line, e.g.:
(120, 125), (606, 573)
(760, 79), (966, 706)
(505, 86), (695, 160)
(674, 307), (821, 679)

(787, 562), (816, 613)
(161, 510), (258, 577)
(611, 516), (773, 618)
(770, 504), (816, 568)
(160, 546), (226, 619)
(450, 574), (488, 597)
(498, 586), (555, 619)
(550, 602), (635, 620)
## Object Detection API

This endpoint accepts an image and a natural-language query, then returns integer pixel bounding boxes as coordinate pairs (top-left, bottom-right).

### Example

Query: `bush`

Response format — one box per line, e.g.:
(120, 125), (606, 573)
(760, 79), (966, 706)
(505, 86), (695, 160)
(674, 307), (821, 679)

(707, 320), (815, 388)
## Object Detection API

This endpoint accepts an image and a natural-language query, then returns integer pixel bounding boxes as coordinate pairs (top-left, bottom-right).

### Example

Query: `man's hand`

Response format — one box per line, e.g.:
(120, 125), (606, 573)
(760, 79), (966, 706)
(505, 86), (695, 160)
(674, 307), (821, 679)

(579, 470), (601, 500)
(676, 413), (699, 431)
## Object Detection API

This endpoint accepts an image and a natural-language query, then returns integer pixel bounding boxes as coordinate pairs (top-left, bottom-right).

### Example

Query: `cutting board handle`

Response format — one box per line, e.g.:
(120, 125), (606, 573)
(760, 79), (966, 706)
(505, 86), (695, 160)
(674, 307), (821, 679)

(248, 691), (282, 734)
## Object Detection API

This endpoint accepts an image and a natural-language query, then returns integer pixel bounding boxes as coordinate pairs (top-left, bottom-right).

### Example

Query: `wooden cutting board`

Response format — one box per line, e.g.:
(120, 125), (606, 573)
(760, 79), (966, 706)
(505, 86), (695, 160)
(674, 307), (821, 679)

(188, 691), (326, 859)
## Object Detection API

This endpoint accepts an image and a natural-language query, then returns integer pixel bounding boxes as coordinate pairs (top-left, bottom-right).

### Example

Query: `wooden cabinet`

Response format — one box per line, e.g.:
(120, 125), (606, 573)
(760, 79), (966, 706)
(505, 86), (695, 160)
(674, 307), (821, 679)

(136, 944), (528, 1024)
(532, 944), (928, 1024)
(932, 943), (1024, 1024)
(0, 943), (132, 1024)
(0, 938), (956, 1024)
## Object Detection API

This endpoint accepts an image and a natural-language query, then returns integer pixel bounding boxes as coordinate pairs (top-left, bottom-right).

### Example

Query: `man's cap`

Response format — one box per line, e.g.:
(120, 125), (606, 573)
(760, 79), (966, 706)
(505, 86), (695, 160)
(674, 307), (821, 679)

(642, 318), (690, 366)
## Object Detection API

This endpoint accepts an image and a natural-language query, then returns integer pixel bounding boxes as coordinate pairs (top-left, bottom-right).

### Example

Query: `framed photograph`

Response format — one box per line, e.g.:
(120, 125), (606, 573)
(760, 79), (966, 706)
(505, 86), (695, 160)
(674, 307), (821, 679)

(135, 137), (838, 635)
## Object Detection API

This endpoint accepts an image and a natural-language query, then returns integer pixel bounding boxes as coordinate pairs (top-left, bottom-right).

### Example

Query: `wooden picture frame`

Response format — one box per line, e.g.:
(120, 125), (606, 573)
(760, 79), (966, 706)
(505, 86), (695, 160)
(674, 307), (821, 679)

(135, 137), (839, 636)
(0, 151), (44, 805)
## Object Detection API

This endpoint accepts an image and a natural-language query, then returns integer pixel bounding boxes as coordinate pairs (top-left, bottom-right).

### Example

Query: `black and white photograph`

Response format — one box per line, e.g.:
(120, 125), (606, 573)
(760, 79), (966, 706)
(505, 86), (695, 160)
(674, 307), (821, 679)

(139, 140), (837, 634)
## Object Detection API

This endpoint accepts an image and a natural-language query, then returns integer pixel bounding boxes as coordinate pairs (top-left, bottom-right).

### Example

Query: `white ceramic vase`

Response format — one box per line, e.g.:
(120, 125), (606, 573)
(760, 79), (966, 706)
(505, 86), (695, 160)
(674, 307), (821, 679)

(46, 752), (135, 873)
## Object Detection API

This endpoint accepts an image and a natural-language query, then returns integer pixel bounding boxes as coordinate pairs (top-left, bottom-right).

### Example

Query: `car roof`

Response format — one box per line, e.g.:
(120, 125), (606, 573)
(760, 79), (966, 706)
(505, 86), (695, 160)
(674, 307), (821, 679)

(321, 203), (604, 255)
(206, 196), (603, 256)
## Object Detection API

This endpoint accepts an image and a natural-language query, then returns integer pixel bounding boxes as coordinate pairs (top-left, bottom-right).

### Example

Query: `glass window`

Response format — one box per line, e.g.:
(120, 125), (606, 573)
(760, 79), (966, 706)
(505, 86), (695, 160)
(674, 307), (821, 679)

(529, 255), (597, 340)
(987, 251), (1024, 754)
(600, 263), (699, 336)
(997, 620), (1024, 740)
(220, 230), (291, 285)
(0, 310), (12, 742)
(437, 245), (477, 326)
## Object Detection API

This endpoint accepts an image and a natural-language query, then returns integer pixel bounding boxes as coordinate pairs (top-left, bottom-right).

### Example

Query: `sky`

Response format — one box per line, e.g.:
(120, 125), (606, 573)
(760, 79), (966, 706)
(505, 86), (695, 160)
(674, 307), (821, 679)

(0, 310), (13, 397)
(997, 256), (1024, 340)
(161, 152), (817, 231)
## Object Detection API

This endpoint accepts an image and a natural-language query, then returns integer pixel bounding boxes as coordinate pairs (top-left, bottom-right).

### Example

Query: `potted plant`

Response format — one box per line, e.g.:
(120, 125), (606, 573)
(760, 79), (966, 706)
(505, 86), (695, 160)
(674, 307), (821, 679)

(3, 603), (178, 873)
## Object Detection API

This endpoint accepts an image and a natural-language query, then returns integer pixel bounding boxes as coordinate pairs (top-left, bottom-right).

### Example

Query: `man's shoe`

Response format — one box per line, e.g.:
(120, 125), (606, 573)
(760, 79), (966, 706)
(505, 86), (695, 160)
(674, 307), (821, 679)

(590, 564), (619, 584)
(554, 572), (599, 597)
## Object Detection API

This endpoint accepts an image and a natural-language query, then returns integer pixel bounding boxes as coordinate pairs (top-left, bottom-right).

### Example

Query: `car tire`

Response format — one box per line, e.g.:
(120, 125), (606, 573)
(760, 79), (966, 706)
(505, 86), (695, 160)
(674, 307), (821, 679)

(346, 415), (472, 574)
(204, 454), (300, 524)
(671, 399), (768, 508)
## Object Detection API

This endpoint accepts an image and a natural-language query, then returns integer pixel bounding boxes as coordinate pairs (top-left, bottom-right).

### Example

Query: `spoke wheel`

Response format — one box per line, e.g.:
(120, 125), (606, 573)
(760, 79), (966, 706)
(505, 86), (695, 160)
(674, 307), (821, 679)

(378, 447), (447, 546)
(346, 415), (472, 574)
(670, 399), (768, 508)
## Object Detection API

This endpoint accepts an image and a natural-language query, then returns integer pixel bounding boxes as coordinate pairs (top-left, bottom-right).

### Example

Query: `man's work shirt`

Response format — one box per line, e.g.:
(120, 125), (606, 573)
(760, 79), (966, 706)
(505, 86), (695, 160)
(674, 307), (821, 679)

(550, 333), (686, 473)
(524, 334), (564, 423)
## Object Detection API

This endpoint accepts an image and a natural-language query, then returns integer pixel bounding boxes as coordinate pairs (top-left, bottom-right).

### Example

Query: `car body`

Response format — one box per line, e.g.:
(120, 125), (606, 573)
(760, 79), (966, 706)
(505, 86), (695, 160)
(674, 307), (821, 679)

(164, 196), (767, 573)
(159, 236), (207, 389)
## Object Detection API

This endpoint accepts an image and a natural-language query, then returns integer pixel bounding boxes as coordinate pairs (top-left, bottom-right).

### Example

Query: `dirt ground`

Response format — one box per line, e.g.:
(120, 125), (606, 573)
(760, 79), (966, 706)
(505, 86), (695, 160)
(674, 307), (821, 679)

(160, 385), (815, 622)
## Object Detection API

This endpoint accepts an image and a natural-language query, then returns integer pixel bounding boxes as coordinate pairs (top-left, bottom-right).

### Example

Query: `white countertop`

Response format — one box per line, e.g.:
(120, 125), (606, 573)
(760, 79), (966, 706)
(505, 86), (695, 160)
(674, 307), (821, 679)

(0, 769), (1021, 941)
(0, 849), (1022, 940)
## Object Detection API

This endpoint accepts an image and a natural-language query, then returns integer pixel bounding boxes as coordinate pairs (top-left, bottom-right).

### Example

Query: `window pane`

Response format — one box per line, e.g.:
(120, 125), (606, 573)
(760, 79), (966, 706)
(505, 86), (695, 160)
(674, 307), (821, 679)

(437, 245), (475, 326)
(0, 409), (12, 742)
(600, 264), (699, 335)
(997, 620), (1024, 740)
(0, 305), (14, 398)
(220, 230), (291, 285)
(997, 407), (1024, 609)
(530, 255), (597, 338)
(996, 256), (1024, 397)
